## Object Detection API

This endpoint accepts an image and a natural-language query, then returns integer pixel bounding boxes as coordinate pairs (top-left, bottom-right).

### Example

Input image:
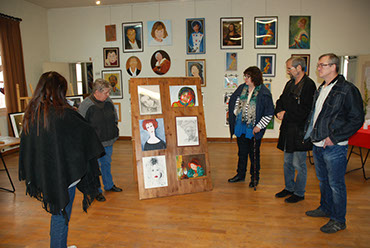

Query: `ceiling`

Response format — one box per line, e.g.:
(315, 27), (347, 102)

(24, 0), (176, 9)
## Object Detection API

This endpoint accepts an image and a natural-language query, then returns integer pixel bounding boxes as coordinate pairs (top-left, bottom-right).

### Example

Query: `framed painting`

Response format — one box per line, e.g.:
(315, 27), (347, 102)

(147, 20), (172, 46)
(185, 59), (206, 87)
(138, 85), (162, 115)
(257, 54), (276, 77)
(105, 24), (116, 42)
(122, 21), (143, 53)
(66, 95), (84, 108)
(126, 56), (142, 77)
(139, 118), (166, 151)
(186, 18), (205, 54)
(151, 50), (171, 75)
(220, 17), (243, 49)
(226, 52), (237, 71)
(176, 154), (206, 180)
(254, 16), (278, 49)
(289, 16), (311, 49)
(8, 112), (24, 138)
(291, 54), (311, 75)
(169, 85), (198, 107)
(224, 74), (238, 89)
(175, 116), (199, 147)
(142, 155), (168, 189)
(113, 102), (121, 122)
(103, 47), (119, 68)
(101, 70), (123, 99)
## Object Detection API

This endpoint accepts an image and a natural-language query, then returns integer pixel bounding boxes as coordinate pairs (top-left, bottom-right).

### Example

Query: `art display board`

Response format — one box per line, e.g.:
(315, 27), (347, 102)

(129, 77), (212, 200)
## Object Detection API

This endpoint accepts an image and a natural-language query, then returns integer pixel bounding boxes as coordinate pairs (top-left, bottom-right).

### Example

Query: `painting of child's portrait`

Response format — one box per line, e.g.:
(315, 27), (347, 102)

(142, 155), (168, 189)
(170, 85), (198, 107)
(226, 53), (237, 71)
(138, 85), (162, 115)
(220, 17), (243, 49)
(122, 22), (143, 53)
(255, 16), (278, 49)
(175, 116), (199, 147)
(147, 20), (172, 46)
(103, 47), (119, 68)
(139, 118), (166, 151)
(176, 154), (206, 180)
(186, 59), (206, 87)
(289, 16), (311, 49)
(151, 50), (171, 75)
(257, 53), (276, 77)
(186, 18), (205, 54)
(126, 56), (142, 77)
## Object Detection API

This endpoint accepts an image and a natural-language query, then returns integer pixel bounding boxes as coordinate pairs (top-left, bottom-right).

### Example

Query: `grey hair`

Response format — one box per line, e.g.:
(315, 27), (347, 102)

(92, 78), (111, 93)
(292, 57), (307, 72)
(319, 53), (340, 73)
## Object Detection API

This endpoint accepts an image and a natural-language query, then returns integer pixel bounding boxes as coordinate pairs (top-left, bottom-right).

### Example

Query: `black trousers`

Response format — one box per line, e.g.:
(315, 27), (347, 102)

(236, 134), (262, 181)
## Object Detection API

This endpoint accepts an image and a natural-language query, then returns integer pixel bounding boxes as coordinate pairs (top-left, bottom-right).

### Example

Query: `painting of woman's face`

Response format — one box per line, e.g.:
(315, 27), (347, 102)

(180, 91), (192, 104)
(191, 65), (200, 77)
(189, 162), (198, 171)
(155, 28), (164, 40)
(145, 122), (155, 134)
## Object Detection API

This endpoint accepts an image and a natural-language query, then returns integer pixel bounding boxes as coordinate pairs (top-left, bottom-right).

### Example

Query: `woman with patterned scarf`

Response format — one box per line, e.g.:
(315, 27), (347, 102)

(227, 66), (274, 188)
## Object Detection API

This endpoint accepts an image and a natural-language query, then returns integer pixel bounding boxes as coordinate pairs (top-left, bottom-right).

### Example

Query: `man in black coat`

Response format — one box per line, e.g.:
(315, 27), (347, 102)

(274, 57), (316, 203)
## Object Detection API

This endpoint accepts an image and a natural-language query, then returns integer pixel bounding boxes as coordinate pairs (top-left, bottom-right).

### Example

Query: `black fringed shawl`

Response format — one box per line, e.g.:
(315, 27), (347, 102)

(19, 108), (104, 216)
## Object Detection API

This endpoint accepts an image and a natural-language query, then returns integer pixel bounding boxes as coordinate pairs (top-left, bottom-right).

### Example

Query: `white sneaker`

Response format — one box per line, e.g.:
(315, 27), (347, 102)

(68, 246), (77, 248)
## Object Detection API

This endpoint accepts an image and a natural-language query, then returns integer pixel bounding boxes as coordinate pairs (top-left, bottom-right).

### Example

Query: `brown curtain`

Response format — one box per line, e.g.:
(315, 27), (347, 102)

(0, 14), (27, 135)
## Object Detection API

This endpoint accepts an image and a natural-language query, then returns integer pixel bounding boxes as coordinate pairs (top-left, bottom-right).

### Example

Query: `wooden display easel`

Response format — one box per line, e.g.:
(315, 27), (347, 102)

(129, 77), (212, 200)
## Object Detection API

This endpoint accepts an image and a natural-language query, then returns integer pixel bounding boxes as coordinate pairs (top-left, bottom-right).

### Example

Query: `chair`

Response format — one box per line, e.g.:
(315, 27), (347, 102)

(16, 83), (32, 112)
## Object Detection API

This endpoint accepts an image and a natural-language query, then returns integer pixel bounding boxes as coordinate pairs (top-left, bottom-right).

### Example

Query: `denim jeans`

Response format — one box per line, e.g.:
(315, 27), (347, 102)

(283, 151), (307, 197)
(313, 145), (348, 224)
(50, 186), (76, 248)
(98, 145), (114, 191)
(236, 135), (262, 181)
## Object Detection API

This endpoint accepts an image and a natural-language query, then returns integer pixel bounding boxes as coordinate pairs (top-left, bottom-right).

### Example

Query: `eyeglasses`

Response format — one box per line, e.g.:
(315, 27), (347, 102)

(317, 63), (333, 68)
(243, 74), (251, 79)
(286, 67), (295, 71)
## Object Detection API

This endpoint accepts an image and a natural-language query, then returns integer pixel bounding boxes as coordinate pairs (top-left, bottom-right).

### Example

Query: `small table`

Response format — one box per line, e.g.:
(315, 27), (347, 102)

(0, 136), (20, 192)
(347, 127), (370, 180)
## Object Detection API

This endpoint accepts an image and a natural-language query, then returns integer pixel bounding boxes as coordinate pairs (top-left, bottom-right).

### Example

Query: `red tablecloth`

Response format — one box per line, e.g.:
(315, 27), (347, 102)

(348, 127), (370, 149)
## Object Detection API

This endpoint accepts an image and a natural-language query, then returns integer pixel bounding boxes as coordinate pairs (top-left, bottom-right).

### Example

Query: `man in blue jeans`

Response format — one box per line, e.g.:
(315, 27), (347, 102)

(79, 78), (123, 202)
(304, 53), (364, 233)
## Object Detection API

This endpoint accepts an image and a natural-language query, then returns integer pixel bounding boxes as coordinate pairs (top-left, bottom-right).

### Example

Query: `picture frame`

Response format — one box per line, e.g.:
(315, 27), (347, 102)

(185, 59), (206, 87)
(254, 16), (278, 49)
(186, 18), (205, 54)
(138, 85), (162, 115)
(176, 154), (206, 180)
(175, 116), (199, 147)
(291, 54), (311, 75)
(101, 70), (123, 99)
(226, 52), (237, 71)
(122, 21), (143, 53)
(224, 74), (239, 89)
(8, 112), (24, 138)
(147, 20), (172, 46)
(113, 102), (121, 122)
(66, 95), (84, 108)
(126, 56), (142, 77)
(289, 16), (311, 49)
(257, 53), (276, 77)
(220, 17), (243, 49)
(170, 85), (198, 107)
(105, 24), (117, 42)
(103, 47), (120, 68)
(150, 50), (171, 75)
(142, 155), (168, 189)
(139, 118), (166, 151)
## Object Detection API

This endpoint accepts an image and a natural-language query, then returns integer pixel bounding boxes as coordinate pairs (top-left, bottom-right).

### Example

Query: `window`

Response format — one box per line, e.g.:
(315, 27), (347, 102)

(0, 50), (6, 109)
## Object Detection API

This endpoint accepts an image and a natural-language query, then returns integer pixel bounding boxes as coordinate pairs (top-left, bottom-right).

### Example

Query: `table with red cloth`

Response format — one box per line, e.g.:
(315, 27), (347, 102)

(347, 127), (370, 180)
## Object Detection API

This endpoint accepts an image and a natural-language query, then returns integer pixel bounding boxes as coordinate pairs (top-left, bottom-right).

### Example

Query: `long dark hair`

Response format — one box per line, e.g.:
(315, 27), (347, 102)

(22, 71), (71, 134)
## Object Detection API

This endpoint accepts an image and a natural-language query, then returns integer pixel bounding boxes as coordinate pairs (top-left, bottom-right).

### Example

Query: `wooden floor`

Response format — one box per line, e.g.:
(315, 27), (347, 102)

(0, 140), (369, 248)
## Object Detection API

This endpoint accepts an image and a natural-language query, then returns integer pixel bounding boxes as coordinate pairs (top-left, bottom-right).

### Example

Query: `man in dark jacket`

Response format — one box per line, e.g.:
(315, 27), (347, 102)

(304, 53), (364, 233)
(275, 57), (316, 203)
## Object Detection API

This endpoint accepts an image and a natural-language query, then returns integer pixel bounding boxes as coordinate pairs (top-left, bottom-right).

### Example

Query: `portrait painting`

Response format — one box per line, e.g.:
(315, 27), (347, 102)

(255, 16), (278, 49)
(147, 20), (172, 46)
(66, 95), (84, 108)
(175, 116), (199, 147)
(122, 22), (143, 53)
(142, 155), (168, 189)
(226, 52), (237, 71)
(138, 85), (162, 115)
(126, 56), (142, 77)
(139, 118), (166, 151)
(291, 54), (311, 75)
(9, 112), (24, 138)
(185, 59), (206, 87)
(176, 154), (206, 180)
(105, 24), (116, 42)
(170, 85), (198, 107)
(224, 74), (238, 89)
(220, 17), (243, 49)
(257, 54), (276, 77)
(103, 47), (120, 68)
(101, 70), (123, 99)
(151, 50), (171, 75)
(289, 16), (311, 49)
(186, 18), (205, 54)
(113, 102), (121, 122)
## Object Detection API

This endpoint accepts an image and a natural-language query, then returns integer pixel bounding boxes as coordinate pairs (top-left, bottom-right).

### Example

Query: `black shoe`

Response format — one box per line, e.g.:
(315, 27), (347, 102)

(275, 189), (294, 198)
(320, 219), (346, 233)
(305, 207), (330, 218)
(285, 194), (304, 203)
(249, 180), (259, 188)
(95, 193), (106, 202)
(228, 175), (245, 183)
(106, 185), (122, 192)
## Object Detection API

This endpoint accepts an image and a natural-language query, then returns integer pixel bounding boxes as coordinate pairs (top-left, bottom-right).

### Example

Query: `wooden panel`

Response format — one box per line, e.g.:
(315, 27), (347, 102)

(129, 77), (212, 199)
